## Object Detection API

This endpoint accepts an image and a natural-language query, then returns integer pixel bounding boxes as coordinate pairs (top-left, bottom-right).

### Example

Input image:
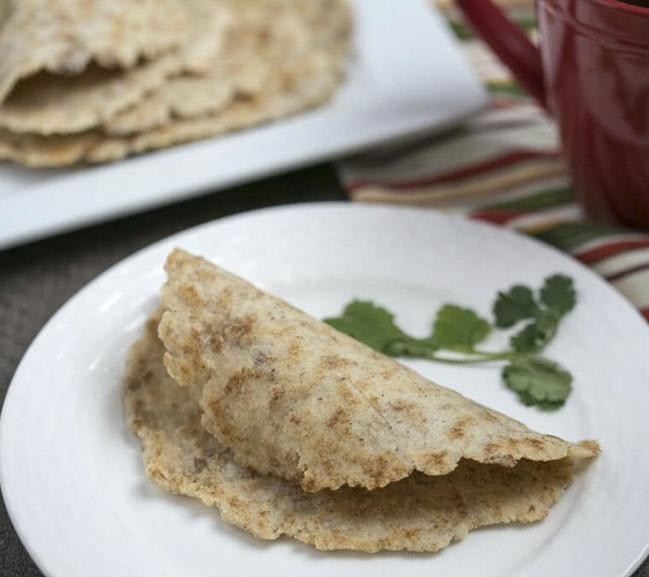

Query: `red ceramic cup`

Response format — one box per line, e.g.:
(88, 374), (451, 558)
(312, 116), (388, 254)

(456, 0), (649, 228)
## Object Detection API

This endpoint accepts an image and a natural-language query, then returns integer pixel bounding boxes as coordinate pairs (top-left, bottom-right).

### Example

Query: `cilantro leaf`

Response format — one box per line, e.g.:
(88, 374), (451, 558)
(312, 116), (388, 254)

(432, 304), (491, 351)
(540, 274), (576, 316)
(325, 273), (578, 412)
(385, 338), (438, 358)
(509, 310), (560, 353)
(502, 356), (572, 409)
(493, 285), (539, 328)
(324, 300), (410, 353)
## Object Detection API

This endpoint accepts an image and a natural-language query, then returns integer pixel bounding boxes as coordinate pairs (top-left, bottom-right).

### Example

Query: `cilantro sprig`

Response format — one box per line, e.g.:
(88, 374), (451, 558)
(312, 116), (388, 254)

(324, 274), (577, 410)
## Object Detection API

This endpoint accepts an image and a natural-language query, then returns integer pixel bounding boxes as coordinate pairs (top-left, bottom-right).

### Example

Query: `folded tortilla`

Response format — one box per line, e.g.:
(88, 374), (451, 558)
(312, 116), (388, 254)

(0, 0), (230, 134)
(158, 249), (598, 494)
(125, 312), (592, 552)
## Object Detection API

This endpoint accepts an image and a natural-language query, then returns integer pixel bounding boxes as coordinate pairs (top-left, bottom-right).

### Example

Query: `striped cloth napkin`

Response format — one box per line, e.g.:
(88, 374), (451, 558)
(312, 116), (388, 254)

(337, 0), (649, 322)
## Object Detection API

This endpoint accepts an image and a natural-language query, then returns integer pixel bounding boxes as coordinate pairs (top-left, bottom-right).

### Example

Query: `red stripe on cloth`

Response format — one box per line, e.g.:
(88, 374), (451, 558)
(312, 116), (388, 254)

(574, 239), (649, 265)
(346, 150), (561, 192)
(605, 262), (649, 283)
(490, 99), (526, 110)
(470, 210), (523, 225)
(641, 307), (649, 322)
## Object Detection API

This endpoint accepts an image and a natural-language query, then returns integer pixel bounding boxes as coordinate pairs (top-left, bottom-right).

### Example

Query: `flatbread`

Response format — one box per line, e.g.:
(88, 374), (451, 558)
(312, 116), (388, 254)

(124, 312), (589, 552)
(159, 249), (598, 493)
(87, 50), (344, 163)
(0, 57), (183, 136)
(0, 0), (231, 135)
(0, 129), (99, 167)
(0, 51), (341, 166)
(0, 0), (187, 103)
(0, 57), (347, 164)
(104, 0), (351, 136)
(0, 0), (350, 165)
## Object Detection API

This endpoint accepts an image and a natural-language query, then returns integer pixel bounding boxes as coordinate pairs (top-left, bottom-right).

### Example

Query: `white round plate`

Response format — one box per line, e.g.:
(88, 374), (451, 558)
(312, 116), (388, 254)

(1, 203), (648, 577)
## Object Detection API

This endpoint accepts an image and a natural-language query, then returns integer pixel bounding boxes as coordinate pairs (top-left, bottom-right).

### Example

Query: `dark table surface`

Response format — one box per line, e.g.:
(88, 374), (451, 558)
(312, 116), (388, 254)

(0, 164), (646, 576)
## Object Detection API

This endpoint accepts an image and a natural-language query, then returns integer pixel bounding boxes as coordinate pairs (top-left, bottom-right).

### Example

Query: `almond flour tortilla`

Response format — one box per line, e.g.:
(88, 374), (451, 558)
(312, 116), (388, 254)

(0, 62), (332, 167)
(0, 0), (231, 135)
(87, 50), (345, 163)
(0, 0), (187, 103)
(0, 38), (348, 166)
(103, 0), (352, 136)
(0, 0), (350, 165)
(0, 129), (98, 167)
(159, 249), (598, 493)
(124, 313), (589, 552)
(0, 57), (183, 136)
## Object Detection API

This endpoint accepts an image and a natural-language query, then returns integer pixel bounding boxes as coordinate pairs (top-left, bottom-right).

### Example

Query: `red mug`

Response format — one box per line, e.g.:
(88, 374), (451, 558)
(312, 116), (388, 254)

(456, 0), (649, 228)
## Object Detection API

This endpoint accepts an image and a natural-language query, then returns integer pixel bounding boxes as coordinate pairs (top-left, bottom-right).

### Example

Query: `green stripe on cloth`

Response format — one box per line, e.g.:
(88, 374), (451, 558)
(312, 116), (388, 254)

(481, 187), (573, 213)
(531, 222), (631, 251)
(486, 81), (527, 97)
(449, 20), (474, 40)
(448, 17), (537, 41)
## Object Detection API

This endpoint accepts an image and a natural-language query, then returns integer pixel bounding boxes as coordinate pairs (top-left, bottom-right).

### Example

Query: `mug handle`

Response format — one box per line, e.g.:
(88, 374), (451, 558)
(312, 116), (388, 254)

(455, 0), (547, 109)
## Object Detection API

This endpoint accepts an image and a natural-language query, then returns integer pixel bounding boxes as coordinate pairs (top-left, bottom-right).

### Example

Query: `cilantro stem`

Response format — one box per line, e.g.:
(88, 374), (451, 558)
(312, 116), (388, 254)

(422, 350), (517, 365)
(324, 275), (577, 410)
(465, 349), (518, 360)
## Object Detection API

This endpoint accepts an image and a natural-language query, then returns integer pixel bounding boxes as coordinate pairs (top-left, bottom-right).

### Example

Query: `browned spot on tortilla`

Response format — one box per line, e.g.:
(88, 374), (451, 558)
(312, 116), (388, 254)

(380, 368), (396, 380)
(269, 385), (285, 404)
(178, 283), (202, 306)
(366, 455), (392, 487)
(524, 437), (546, 451)
(484, 442), (500, 454)
(301, 473), (319, 492)
(278, 324), (297, 337)
(335, 381), (359, 406)
(422, 450), (449, 470)
(226, 314), (256, 345)
(223, 367), (261, 396)
(403, 528), (422, 540)
(389, 399), (420, 413)
(207, 333), (223, 353)
(288, 341), (302, 357)
(209, 412), (245, 444)
(389, 400), (408, 412)
(207, 398), (221, 417)
(321, 354), (353, 369)
(289, 414), (302, 425)
(505, 438), (520, 451)
(327, 408), (347, 428)
(449, 417), (475, 440)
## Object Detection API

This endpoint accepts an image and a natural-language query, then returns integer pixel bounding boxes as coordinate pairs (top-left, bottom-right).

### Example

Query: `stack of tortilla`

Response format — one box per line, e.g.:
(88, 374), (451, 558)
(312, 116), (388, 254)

(0, 0), (352, 167)
(123, 249), (598, 553)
